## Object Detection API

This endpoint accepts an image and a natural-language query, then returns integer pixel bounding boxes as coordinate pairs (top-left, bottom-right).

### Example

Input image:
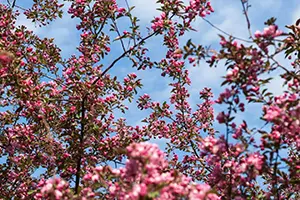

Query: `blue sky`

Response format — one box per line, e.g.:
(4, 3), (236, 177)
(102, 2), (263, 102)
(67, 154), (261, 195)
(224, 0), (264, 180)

(5, 0), (300, 148)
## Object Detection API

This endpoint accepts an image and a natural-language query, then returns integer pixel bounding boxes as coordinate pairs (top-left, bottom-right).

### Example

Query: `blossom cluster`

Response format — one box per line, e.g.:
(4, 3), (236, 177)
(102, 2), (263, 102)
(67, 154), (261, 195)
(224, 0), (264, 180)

(0, 0), (299, 199)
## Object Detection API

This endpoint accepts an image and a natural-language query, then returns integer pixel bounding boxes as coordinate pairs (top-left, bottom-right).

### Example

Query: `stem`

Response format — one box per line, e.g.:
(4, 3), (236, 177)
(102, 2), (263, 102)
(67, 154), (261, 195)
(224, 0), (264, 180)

(223, 94), (237, 198)
(270, 56), (300, 82)
(240, 0), (253, 39)
(273, 148), (280, 199)
(125, 0), (137, 47)
(74, 97), (86, 194)
(225, 94), (236, 152)
(111, 18), (138, 66)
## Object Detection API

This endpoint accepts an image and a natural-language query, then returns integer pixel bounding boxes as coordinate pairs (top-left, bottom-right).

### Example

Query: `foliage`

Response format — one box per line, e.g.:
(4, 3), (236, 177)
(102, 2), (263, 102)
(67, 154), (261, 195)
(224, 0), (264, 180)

(0, 0), (299, 199)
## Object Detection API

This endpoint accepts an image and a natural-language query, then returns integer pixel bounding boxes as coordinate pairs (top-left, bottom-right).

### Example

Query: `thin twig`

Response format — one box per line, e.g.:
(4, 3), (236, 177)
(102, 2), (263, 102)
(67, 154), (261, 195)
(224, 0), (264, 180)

(201, 17), (253, 43)
(125, 0), (137, 47)
(11, 0), (16, 8)
(263, 52), (300, 82)
(240, 0), (253, 39)
(272, 57), (300, 81)
(44, 74), (67, 87)
(111, 18), (138, 67)
(14, 5), (26, 11)
(92, 30), (158, 86)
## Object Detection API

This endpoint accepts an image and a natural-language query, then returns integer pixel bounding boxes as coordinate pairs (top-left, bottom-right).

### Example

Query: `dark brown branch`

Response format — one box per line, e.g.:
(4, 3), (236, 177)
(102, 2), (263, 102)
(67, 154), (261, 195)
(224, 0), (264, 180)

(74, 97), (86, 194)
(7, 0), (17, 8)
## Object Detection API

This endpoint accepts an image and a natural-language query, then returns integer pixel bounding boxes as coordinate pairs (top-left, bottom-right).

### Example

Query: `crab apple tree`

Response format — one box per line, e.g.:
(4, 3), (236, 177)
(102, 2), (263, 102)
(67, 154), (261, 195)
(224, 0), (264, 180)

(0, 0), (299, 199)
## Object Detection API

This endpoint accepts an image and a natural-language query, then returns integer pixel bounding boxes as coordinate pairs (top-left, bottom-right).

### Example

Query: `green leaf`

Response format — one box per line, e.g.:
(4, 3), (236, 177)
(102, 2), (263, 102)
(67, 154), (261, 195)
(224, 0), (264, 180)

(147, 191), (160, 198)
(27, 190), (36, 195)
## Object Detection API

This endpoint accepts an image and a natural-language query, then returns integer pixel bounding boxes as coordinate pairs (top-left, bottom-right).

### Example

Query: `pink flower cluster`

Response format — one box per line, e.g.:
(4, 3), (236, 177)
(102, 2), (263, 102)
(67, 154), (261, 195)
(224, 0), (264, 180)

(151, 12), (170, 32)
(24, 0), (64, 26)
(263, 92), (300, 147)
(254, 25), (283, 39)
(82, 142), (219, 200)
(186, 1), (214, 18)
(0, 0), (299, 199)
(35, 178), (72, 200)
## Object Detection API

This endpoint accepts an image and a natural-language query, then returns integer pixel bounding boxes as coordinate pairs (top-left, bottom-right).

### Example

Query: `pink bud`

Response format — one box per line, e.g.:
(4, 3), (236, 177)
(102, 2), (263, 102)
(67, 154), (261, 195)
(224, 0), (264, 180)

(254, 30), (262, 38)
(0, 52), (13, 65)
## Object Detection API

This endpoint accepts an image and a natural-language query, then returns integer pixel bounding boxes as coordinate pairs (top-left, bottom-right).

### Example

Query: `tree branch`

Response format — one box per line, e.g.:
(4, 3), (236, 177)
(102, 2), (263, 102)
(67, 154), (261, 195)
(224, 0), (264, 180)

(240, 0), (253, 39)
(74, 97), (86, 194)
(92, 30), (158, 86)
(201, 17), (253, 43)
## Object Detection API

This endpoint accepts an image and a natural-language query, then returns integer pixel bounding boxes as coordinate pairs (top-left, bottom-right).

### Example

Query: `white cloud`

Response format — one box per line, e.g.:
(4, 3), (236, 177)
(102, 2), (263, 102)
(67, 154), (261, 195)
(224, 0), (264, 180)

(38, 15), (79, 56)
(15, 12), (39, 34)
(188, 61), (225, 90)
(251, 0), (282, 10)
(201, 4), (251, 43)
(126, 0), (160, 22)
